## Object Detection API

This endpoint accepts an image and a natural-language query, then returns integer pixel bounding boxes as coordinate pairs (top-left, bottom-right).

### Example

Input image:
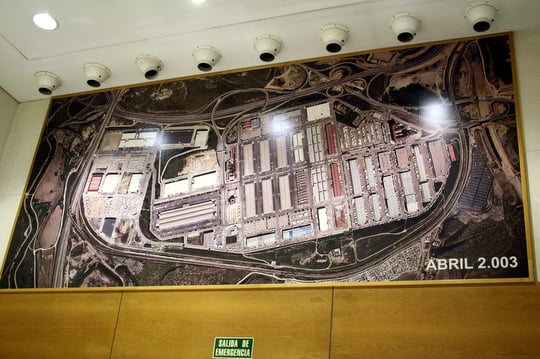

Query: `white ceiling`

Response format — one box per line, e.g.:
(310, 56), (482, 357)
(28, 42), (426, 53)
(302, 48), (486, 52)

(1, 0), (540, 103)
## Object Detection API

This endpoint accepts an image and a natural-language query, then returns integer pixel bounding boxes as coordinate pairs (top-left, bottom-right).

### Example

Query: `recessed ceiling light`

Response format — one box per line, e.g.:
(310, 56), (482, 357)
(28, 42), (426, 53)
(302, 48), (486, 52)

(192, 0), (207, 4)
(32, 13), (58, 31)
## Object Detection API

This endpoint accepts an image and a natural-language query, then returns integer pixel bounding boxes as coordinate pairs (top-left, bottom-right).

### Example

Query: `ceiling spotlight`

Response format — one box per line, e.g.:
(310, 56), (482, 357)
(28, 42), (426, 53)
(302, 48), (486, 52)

(32, 12), (58, 31)
(192, 45), (221, 72)
(254, 35), (283, 62)
(389, 13), (421, 43)
(320, 24), (349, 53)
(83, 63), (111, 88)
(465, 1), (498, 32)
(136, 55), (163, 80)
(34, 71), (62, 95)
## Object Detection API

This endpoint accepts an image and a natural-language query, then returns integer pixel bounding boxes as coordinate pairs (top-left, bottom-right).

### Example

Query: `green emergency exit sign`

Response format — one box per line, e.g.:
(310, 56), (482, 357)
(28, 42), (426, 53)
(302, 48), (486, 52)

(213, 337), (254, 358)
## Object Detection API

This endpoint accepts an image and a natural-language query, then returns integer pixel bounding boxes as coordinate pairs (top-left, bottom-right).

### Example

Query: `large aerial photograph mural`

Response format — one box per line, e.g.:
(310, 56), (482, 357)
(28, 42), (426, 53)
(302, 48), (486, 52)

(0, 34), (532, 288)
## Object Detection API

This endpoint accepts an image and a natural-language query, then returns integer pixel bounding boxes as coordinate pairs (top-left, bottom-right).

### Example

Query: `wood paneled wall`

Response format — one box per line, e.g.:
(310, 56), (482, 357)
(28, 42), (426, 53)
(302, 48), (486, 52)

(0, 290), (121, 358)
(112, 288), (332, 359)
(331, 284), (540, 359)
(0, 284), (538, 359)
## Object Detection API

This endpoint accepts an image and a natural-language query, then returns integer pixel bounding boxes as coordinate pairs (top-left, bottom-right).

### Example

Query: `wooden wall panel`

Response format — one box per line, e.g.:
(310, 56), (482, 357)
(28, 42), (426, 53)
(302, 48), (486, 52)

(0, 284), (538, 358)
(330, 283), (540, 359)
(111, 287), (333, 359)
(0, 290), (122, 359)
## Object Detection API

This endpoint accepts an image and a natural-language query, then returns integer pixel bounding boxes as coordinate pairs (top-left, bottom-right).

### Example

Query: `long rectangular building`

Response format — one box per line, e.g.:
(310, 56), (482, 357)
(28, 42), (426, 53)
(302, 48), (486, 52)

(279, 175), (292, 210)
(259, 139), (271, 172)
(330, 162), (342, 197)
(325, 123), (337, 155)
(261, 178), (274, 214)
(307, 125), (324, 163)
(428, 139), (450, 178)
(383, 175), (401, 218)
(244, 182), (257, 218)
(311, 165), (328, 203)
(275, 136), (288, 168)
(353, 196), (367, 225)
(242, 143), (254, 176)
(348, 159), (363, 196)
(365, 156), (378, 190)
(413, 145), (429, 182)
(157, 201), (215, 230)
(292, 132), (305, 163)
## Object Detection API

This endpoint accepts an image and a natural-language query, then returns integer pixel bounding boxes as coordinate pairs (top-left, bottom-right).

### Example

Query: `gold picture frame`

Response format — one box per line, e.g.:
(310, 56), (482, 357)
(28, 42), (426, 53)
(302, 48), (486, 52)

(0, 32), (534, 289)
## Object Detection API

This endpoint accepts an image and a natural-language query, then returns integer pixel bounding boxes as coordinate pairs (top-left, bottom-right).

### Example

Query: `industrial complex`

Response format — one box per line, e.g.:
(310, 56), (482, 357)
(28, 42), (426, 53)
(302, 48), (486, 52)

(81, 99), (452, 254)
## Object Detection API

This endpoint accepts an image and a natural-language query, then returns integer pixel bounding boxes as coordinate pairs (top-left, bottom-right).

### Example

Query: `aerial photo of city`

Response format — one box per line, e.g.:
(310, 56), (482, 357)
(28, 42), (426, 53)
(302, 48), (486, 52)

(0, 34), (531, 288)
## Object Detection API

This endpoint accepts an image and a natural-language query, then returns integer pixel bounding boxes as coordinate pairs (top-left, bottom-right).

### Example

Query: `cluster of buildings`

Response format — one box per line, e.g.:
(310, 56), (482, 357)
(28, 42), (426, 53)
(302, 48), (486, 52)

(80, 100), (453, 253)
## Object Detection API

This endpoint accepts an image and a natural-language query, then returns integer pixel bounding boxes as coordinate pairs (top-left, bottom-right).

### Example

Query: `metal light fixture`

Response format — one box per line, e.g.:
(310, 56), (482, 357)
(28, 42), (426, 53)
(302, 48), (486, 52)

(389, 13), (421, 43)
(34, 71), (62, 95)
(136, 55), (163, 80)
(192, 45), (221, 72)
(83, 63), (111, 87)
(254, 35), (283, 62)
(465, 0), (498, 32)
(320, 24), (349, 53)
